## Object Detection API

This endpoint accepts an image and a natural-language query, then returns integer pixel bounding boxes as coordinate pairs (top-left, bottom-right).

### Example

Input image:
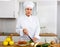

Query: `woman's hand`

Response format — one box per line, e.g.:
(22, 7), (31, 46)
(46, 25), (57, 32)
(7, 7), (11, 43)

(23, 28), (28, 35)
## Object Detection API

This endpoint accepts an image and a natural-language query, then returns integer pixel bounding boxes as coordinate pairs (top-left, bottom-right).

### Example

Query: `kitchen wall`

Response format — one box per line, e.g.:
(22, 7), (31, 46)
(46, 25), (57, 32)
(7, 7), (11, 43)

(0, 18), (16, 33)
(0, 0), (17, 33)
(37, 1), (57, 34)
(57, 1), (60, 39)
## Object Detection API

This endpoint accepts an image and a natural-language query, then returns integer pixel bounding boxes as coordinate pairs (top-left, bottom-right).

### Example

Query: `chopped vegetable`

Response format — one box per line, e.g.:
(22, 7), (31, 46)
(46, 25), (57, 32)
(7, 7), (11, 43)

(30, 42), (34, 46)
(29, 40), (33, 43)
(36, 45), (41, 47)
(42, 43), (50, 47)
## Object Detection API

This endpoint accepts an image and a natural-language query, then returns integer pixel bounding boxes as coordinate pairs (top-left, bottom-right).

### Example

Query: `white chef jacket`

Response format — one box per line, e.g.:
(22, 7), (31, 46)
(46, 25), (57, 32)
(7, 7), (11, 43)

(16, 15), (40, 40)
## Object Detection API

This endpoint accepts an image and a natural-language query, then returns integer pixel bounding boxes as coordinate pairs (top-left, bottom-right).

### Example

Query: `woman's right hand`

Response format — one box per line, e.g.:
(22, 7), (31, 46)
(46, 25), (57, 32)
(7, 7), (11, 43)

(23, 28), (29, 35)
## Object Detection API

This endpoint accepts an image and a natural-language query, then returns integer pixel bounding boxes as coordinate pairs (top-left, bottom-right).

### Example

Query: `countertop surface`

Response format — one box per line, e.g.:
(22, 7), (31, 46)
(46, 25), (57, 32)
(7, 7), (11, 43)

(0, 42), (60, 47)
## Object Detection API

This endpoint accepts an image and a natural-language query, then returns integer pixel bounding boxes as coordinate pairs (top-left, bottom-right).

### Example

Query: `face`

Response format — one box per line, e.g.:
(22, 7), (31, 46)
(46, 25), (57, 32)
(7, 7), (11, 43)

(25, 7), (32, 17)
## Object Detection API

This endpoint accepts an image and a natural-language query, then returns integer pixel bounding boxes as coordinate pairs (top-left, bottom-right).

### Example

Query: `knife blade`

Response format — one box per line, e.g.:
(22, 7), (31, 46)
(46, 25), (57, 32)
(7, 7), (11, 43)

(27, 35), (34, 42)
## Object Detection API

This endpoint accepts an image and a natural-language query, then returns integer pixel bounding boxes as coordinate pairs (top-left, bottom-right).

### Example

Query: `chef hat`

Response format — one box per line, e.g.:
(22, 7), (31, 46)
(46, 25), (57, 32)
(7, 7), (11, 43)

(23, 1), (35, 9)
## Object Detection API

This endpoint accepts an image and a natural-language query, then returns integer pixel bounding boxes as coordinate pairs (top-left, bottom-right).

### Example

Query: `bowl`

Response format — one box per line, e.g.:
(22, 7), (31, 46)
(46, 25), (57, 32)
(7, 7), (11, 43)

(16, 40), (29, 46)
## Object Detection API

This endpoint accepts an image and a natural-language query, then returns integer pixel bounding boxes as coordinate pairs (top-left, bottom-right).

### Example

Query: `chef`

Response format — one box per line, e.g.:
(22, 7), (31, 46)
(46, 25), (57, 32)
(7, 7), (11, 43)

(16, 1), (40, 42)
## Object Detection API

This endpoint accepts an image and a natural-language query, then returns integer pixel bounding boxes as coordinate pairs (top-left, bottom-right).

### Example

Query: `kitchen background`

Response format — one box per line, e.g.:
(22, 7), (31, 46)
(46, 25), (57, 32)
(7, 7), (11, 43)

(0, 0), (60, 43)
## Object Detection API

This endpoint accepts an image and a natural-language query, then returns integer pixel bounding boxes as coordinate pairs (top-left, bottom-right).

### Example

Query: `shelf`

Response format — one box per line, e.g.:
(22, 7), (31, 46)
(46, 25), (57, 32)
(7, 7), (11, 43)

(0, 32), (57, 37)
(40, 33), (57, 37)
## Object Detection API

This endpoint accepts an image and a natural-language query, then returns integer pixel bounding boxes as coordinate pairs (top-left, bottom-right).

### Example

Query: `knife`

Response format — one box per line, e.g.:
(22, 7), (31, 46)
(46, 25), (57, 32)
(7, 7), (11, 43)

(27, 35), (34, 42)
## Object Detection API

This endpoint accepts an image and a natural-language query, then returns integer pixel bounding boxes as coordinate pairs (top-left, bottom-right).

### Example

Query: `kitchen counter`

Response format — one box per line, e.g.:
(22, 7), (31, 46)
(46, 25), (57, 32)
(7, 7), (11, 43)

(0, 42), (60, 47)
(0, 33), (57, 43)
